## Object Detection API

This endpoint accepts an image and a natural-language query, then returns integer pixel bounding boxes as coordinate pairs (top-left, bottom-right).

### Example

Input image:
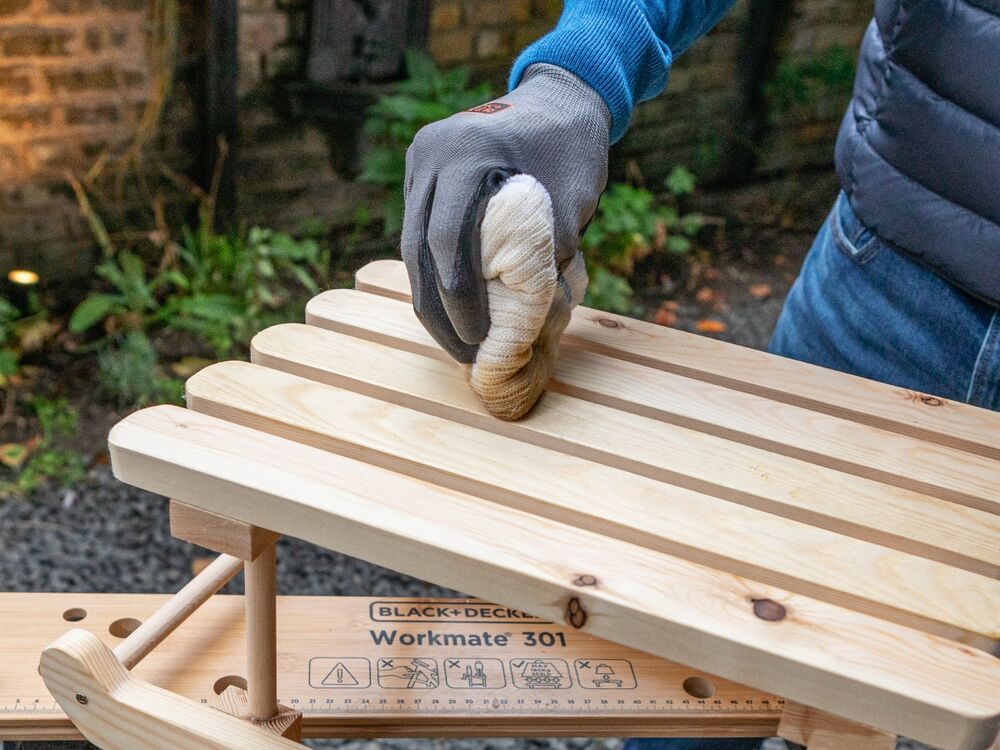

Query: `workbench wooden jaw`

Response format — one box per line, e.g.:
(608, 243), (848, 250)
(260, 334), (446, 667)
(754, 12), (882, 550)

(16, 259), (998, 750)
(39, 629), (301, 749)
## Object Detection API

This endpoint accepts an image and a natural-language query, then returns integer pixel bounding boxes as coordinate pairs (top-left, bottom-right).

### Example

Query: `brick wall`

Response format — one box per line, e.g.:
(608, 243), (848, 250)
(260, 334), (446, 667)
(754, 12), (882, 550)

(0, 0), (872, 277)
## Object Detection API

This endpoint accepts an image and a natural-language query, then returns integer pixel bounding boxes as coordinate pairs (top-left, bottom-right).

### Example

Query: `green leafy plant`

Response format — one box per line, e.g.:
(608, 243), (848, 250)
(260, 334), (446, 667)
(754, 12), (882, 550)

(164, 224), (323, 356)
(580, 166), (705, 314)
(361, 50), (492, 234)
(69, 251), (168, 336)
(97, 331), (183, 408)
(764, 46), (855, 117)
(0, 297), (21, 386)
(0, 397), (87, 496)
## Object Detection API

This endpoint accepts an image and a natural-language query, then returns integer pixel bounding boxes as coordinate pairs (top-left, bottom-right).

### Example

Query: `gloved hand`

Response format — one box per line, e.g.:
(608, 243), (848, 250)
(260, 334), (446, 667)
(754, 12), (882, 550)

(401, 63), (611, 363)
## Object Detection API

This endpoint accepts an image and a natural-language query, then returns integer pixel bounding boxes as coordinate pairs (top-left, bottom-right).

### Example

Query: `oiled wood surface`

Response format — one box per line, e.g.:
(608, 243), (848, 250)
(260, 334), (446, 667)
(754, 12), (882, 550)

(99, 259), (1000, 749)
(356, 259), (1000, 461)
(108, 407), (1000, 750)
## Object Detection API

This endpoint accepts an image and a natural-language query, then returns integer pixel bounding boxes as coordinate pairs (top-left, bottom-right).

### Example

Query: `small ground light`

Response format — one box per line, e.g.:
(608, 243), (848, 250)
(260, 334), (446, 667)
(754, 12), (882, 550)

(7, 269), (39, 285)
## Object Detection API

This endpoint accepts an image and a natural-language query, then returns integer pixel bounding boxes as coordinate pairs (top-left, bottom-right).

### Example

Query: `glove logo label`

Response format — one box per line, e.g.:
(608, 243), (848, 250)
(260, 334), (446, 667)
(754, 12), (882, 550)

(466, 101), (511, 115)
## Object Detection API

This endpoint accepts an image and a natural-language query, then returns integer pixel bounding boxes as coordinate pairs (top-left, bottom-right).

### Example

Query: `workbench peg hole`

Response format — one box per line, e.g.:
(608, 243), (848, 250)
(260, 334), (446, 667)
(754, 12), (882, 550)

(108, 617), (142, 638)
(62, 608), (86, 622)
(682, 677), (715, 699)
(213, 675), (248, 695)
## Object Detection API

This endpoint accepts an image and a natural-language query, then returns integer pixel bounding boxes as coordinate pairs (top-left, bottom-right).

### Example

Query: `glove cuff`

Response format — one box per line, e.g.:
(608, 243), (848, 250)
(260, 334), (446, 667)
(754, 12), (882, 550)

(519, 64), (612, 137)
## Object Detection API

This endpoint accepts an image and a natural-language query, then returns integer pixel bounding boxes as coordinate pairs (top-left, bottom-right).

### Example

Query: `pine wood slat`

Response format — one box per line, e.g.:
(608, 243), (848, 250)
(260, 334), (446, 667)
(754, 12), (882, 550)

(307, 289), (1000, 516)
(354, 260), (1000, 460)
(186, 360), (997, 648)
(251, 324), (1000, 604)
(107, 406), (1000, 750)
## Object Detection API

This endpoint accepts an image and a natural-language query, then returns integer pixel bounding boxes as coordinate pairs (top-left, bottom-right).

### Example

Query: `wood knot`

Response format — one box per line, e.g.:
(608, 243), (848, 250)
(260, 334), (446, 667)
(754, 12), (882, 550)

(565, 597), (588, 629)
(572, 574), (598, 587)
(751, 598), (786, 622)
(919, 394), (944, 407)
(596, 318), (622, 329)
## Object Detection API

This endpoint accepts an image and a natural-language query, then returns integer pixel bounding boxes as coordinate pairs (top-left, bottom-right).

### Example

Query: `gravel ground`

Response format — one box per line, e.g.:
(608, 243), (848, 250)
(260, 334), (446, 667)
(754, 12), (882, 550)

(0, 287), (927, 750)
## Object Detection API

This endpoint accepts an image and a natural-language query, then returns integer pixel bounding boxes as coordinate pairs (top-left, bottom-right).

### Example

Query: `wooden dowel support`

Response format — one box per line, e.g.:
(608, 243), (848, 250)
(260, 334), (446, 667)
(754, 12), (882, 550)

(245, 541), (278, 722)
(113, 553), (243, 670)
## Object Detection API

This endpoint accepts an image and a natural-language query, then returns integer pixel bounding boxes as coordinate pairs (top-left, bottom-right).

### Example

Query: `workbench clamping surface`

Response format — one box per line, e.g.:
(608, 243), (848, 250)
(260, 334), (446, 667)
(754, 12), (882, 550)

(8, 259), (998, 750)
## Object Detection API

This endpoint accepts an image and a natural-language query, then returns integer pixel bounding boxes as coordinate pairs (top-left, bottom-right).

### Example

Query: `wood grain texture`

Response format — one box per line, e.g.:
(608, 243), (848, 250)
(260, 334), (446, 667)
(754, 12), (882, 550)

(113, 553), (243, 670)
(246, 543), (278, 721)
(39, 629), (302, 749)
(107, 406), (1000, 750)
(250, 325), (1000, 622)
(777, 702), (896, 750)
(307, 289), (1000, 516)
(187, 360), (999, 646)
(2, 593), (783, 740)
(215, 686), (302, 741)
(170, 500), (280, 561)
(354, 260), (1000, 460)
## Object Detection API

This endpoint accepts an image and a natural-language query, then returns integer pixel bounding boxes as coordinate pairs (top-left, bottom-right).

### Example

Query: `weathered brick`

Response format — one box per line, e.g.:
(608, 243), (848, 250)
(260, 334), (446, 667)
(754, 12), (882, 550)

(0, 104), (53, 132)
(45, 65), (144, 92)
(26, 138), (83, 170)
(469, 0), (530, 27)
(0, 0), (32, 16)
(0, 65), (32, 95)
(46, 0), (95, 12)
(0, 144), (21, 177)
(475, 29), (508, 58)
(429, 27), (472, 65)
(65, 103), (121, 125)
(431, 1), (462, 31)
(0, 26), (74, 56)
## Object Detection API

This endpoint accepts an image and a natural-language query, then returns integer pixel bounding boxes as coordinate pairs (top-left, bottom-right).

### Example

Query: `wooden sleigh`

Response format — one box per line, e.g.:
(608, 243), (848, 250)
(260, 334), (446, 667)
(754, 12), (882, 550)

(3, 260), (997, 749)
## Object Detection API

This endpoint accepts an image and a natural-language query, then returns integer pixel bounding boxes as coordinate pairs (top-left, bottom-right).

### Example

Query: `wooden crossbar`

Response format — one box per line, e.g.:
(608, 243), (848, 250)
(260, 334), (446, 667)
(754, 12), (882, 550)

(35, 259), (998, 750)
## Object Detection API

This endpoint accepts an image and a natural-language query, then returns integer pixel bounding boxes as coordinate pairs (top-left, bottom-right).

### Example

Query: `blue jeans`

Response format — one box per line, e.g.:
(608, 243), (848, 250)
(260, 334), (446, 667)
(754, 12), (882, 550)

(625, 193), (999, 750)
(770, 192), (1000, 408)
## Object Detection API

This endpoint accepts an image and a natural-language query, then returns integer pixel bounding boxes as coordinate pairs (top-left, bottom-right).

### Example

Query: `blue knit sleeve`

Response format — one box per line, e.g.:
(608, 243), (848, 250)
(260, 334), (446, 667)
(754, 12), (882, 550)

(509, 0), (737, 143)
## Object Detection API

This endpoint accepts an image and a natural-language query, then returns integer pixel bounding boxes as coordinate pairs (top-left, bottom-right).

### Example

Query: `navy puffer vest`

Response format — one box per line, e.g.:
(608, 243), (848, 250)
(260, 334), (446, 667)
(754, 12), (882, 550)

(834, 0), (1000, 307)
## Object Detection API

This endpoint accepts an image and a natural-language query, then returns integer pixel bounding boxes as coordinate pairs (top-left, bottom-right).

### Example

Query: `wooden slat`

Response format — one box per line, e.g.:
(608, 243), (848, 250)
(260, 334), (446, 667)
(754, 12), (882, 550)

(251, 325), (1000, 611)
(187, 360), (998, 647)
(307, 289), (1000, 516)
(108, 406), (1000, 750)
(355, 260), (1000, 460)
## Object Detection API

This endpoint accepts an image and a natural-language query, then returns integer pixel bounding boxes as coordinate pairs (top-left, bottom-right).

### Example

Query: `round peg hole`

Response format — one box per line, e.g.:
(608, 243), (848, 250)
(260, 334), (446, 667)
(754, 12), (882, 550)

(213, 675), (248, 695)
(108, 617), (142, 638)
(62, 608), (87, 622)
(682, 676), (716, 699)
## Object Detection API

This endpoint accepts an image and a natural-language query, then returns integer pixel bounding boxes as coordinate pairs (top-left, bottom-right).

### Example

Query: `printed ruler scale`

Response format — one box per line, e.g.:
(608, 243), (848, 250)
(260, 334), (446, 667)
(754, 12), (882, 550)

(1, 594), (781, 741)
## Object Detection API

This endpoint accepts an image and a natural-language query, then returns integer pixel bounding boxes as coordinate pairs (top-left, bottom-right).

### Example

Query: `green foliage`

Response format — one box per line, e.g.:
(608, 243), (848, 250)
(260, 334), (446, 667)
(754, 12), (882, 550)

(1, 397), (87, 496)
(97, 331), (182, 408)
(71, 212), (326, 366)
(0, 296), (20, 383)
(580, 167), (705, 314)
(69, 252), (168, 334)
(361, 50), (492, 234)
(765, 46), (855, 116)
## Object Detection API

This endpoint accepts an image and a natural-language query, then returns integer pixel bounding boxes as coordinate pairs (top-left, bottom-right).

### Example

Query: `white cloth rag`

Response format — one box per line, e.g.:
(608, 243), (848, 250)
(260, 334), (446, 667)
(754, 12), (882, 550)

(469, 174), (587, 420)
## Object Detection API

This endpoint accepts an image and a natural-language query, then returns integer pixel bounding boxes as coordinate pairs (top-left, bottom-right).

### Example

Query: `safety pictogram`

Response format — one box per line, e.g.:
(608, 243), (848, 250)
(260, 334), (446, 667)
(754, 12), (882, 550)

(308, 657), (371, 688)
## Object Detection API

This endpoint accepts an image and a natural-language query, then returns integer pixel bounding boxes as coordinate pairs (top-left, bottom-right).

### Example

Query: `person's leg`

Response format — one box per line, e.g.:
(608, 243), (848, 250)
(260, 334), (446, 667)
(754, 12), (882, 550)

(769, 192), (1000, 410)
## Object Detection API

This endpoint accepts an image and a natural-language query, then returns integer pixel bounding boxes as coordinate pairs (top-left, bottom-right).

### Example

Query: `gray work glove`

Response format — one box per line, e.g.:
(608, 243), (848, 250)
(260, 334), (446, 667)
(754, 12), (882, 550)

(401, 63), (611, 363)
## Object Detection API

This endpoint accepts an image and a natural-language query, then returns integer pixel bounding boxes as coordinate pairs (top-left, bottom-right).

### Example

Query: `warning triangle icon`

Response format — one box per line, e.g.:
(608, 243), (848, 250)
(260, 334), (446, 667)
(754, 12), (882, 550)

(321, 662), (359, 686)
